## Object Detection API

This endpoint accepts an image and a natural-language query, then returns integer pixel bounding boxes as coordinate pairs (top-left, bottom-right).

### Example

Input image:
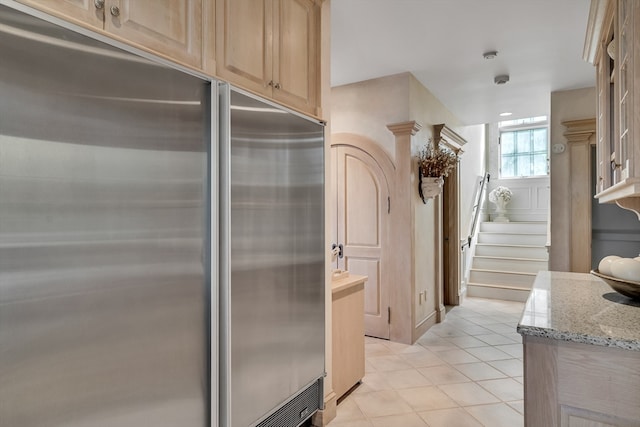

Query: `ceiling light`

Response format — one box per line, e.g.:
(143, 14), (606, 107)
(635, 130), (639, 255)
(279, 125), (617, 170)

(499, 112), (512, 117)
(483, 51), (498, 60)
(494, 75), (510, 85)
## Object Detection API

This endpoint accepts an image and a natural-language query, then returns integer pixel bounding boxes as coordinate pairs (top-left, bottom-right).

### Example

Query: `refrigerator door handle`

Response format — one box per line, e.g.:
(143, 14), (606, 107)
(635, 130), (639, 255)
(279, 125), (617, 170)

(217, 81), (232, 427)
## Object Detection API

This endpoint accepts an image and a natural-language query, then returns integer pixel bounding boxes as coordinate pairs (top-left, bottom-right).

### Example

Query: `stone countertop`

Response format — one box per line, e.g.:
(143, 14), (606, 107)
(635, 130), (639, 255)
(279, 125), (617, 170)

(517, 271), (640, 351)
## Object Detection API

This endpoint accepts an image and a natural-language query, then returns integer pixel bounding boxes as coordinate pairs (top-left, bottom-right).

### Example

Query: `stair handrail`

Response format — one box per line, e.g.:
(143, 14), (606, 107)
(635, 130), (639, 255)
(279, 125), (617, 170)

(462, 172), (490, 250)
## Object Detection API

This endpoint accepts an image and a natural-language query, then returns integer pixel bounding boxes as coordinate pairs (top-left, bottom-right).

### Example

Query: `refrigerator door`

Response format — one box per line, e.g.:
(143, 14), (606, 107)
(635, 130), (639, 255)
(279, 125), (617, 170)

(220, 88), (325, 427)
(0, 5), (210, 427)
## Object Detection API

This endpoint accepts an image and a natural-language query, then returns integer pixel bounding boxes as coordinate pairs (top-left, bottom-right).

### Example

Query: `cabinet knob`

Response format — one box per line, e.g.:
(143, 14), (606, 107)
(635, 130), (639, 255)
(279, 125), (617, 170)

(611, 160), (621, 170)
(110, 5), (120, 17)
(274, 83), (281, 90)
(94, 0), (104, 9)
(267, 80), (274, 87)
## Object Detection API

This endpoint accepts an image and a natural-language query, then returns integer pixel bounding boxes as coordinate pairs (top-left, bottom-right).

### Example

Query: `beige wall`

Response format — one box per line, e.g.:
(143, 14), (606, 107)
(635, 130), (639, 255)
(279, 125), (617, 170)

(331, 72), (484, 342)
(331, 73), (410, 162)
(458, 125), (486, 241)
(408, 75), (461, 335)
(549, 87), (597, 271)
(457, 125), (486, 292)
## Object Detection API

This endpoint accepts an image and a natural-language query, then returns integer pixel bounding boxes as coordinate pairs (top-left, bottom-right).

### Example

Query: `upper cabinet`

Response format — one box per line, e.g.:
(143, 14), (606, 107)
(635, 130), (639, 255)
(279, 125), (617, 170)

(216, 0), (320, 116)
(587, 0), (640, 216)
(13, 0), (325, 118)
(15, 0), (203, 68)
(15, 0), (103, 28)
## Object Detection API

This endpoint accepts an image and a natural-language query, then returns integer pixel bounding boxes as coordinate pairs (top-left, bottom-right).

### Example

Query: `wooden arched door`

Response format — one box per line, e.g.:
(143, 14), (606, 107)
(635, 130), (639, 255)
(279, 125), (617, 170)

(332, 143), (392, 339)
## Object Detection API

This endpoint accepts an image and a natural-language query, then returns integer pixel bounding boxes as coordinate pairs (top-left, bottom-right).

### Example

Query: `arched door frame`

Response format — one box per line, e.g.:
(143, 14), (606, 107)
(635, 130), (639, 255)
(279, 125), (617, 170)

(331, 133), (396, 339)
(331, 133), (396, 186)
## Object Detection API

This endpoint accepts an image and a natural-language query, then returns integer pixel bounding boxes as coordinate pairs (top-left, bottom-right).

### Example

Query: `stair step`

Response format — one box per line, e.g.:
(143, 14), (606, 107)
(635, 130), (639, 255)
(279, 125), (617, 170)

(472, 256), (548, 273)
(480, 221), (547, 234)
(466, 283), (531, 302)
(469, 269), (536, 287)
(467, 220), (548, 303)
(478, 232), (547, 245)
(475, 244), (549, 259)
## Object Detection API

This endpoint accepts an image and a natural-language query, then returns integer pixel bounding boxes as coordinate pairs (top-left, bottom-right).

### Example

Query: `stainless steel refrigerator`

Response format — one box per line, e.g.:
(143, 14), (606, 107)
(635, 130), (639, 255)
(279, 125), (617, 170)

(218, 87), (325, 427)
(0, 3), (325, 427)
(0, 4), (211, 426)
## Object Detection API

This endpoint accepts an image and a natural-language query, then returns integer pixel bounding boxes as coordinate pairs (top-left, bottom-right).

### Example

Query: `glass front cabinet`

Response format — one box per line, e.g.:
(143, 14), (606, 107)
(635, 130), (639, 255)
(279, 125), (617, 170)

(588, 0), (640, 217)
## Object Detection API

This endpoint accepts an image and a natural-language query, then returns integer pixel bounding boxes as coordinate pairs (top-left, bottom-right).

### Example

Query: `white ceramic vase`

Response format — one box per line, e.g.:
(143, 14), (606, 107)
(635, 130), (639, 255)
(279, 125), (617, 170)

(492, 197), (510, 222)
(421, 177), (444, 199)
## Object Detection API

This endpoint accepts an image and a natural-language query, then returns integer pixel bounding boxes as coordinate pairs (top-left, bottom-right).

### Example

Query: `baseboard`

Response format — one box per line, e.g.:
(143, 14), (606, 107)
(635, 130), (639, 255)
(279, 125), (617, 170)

(459, 286), (467, 304)
(312, 391), (336, 426)
(412, 310), (437, 343)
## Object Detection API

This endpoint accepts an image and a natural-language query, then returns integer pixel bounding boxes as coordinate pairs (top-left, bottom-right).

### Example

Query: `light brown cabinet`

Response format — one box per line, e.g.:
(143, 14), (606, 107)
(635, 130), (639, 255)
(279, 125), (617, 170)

(588, 0), (640, 216)
(15, 0), (203, 68)
(332, 275), (366, 400)
(523, 336), (640, 427)
(216, 0), (319, 116)
(13, 0), (323, 117)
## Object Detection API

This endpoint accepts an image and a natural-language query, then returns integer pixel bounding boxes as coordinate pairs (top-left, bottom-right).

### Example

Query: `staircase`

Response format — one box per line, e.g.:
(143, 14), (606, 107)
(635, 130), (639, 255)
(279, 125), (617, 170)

(467, 221), (549, 302)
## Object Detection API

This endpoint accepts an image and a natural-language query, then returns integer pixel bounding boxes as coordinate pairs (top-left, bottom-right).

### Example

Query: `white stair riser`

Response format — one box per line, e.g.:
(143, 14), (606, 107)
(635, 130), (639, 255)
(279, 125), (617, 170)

(473, 257), (548, 273)
(475, 245), (548, 259)
(480, 222), (547, 234)
(469, 270), (535, 287)
(478, 233), (547, 245)
(467, 284), (530, 302)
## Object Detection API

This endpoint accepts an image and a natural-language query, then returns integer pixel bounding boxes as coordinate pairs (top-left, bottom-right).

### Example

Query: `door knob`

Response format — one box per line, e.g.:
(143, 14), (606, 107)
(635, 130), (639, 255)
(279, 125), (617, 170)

(331, 243), (344, 259)
(94, 0), (104, 9)
(110, 5), (120, 17)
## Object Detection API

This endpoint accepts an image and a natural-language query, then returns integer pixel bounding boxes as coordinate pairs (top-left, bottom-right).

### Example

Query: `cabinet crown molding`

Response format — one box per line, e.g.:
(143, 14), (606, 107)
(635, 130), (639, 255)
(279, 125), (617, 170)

(583, 0), (612, 64)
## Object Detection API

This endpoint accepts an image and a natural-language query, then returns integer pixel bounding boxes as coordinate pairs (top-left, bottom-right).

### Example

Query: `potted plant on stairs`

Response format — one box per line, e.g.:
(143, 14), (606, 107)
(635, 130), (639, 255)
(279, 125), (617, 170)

(417, 138), (459, 203)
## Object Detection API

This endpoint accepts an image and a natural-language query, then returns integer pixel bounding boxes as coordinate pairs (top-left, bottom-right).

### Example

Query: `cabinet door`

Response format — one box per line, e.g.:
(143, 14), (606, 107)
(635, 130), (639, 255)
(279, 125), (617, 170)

(272, 0), (318, 115)
(104, 0), (202, 68)
(596, 55), (610, 193)
(216, 0), (272, 96)
(15, 0), (103, 28)
(617, 0), (635, 182)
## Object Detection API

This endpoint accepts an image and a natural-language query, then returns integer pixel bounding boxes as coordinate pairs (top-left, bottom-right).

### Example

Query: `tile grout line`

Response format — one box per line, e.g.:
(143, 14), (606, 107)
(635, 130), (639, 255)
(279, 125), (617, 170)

(330, 297), (525, 427)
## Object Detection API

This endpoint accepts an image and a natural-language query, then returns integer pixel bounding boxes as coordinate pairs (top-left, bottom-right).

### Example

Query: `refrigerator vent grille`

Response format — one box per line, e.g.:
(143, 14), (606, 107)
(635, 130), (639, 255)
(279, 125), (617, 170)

(256, 378), (322, 427)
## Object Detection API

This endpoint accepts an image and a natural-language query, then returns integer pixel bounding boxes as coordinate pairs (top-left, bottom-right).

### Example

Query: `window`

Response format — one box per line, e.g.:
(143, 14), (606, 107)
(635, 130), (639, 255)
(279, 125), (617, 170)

(499, 117), (548, 178)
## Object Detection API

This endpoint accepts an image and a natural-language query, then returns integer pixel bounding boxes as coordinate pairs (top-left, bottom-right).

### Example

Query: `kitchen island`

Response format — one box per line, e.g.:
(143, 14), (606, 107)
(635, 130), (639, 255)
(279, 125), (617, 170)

(517, 271), (640, 427)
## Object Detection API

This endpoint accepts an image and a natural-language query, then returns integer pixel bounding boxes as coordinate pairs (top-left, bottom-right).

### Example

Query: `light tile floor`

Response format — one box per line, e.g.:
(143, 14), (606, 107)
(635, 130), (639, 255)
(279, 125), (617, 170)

(328, 297), (525, 427)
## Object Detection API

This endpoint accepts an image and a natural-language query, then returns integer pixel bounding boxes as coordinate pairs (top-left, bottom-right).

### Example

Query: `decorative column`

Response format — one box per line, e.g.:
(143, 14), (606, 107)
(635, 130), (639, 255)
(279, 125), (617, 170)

(387, 121), (421, 345)
(563, 118), (596, 273)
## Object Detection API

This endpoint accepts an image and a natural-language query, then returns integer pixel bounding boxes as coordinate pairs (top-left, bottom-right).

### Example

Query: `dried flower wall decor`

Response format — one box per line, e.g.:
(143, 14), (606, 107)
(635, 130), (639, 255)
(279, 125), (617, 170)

(417, 139), (459, 178)
(416, 138), (459, 203)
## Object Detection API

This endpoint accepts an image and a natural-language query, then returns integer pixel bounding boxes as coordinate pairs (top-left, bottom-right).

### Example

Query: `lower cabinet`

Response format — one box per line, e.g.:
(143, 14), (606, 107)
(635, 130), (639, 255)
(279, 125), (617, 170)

(523, 336), (640, 427)
(332, 275), (366, 399)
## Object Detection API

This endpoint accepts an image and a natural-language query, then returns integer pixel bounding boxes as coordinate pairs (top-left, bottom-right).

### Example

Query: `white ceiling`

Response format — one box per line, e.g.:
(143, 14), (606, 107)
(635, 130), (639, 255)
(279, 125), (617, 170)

(331, 0), (596, 125)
